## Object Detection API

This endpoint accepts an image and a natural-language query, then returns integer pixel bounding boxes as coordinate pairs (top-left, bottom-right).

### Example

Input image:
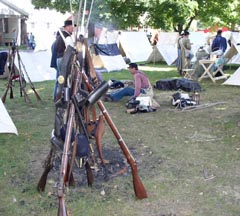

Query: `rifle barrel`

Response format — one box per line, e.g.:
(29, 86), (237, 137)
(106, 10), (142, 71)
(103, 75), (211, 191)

(82, 72), (147, 199)
(58, 54), (83, 214)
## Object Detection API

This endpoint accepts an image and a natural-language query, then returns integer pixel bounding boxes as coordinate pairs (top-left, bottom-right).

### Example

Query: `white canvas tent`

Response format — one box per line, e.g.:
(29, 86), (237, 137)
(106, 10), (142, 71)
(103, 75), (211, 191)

(119, 31), (153, 63)
(149, 31), (216, 65)
(222, 43), (240, 86)
(15, 50), (56, 82)
(223, 66), (240, 86)
(189, 31), (208, 62)
(0, 98), (18, 135)
(153, 32), (179, 65)
(92, 29), (127, 72)
(147, 45), (164, 63)
(227, 32), (240, 64)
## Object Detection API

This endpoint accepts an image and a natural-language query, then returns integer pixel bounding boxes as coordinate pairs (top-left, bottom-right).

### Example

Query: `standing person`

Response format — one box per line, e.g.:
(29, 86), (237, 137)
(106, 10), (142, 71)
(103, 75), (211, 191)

(50, 31), (60, 100)
(103, 63), (160, 107)
(177, 30), (193, 73)
(211, 29), (227, 54)
(153, 33), (159, 45)
(176, 31), (184, 74)
(55, 20), (75, 77)
(28, 33), (35, 50)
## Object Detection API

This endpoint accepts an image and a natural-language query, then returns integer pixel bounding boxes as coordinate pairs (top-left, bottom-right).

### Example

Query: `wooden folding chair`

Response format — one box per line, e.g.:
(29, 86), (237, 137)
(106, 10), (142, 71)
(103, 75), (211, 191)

(198, 57), (228, 83)
(198, 45), (238, 83)
(182, 68), (195, 80)
(198, 59), (217, 82)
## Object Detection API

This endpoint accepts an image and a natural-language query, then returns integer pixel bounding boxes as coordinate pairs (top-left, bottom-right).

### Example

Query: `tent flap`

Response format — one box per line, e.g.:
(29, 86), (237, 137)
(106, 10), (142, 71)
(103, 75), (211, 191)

(0, 99), (18, 135)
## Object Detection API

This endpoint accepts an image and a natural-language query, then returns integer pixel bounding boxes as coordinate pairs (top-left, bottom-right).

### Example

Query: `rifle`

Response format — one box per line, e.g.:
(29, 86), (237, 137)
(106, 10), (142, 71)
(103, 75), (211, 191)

(71, 95), (94, 186)
(80, 37), (147, 199)
(1, 79), (12, 103)
(16, 48), (30, 103)
(57, 46), (85, 216)
(17, 49), (41, 101)
(37, 148), (53, 192)
(1, 49), (15, 103)
(82, 71), (148, 199)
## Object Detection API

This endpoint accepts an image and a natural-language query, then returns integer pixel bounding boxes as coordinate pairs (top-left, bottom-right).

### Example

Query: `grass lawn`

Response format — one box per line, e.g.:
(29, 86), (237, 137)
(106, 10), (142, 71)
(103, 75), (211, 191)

(0, 62), (240, 216)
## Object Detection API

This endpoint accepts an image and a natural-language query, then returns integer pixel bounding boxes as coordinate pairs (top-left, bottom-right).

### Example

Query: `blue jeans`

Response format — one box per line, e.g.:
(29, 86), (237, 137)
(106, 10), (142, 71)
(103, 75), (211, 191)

(110, 87), (145, 102)
(53, 67), (59, 100)
(176, 48), (181, 67)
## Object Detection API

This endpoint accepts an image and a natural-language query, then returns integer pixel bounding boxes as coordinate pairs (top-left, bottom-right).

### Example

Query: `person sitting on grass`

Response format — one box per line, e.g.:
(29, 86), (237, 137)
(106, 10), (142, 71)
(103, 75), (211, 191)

(103, 63), (149, 101)
(103, 63), (160, 108)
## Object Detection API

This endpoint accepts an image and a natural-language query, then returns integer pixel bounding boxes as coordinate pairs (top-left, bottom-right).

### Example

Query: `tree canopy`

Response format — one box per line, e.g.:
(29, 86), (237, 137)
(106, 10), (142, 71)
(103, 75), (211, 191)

(31, 0), (240, 32)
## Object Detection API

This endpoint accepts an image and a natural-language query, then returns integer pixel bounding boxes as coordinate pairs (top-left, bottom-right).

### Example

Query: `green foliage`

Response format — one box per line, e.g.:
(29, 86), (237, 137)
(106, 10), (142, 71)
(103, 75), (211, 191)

(31, 0), (146, 29)
(31, 0), (240, 31)
(199, 0), (240, 30)
(146, 0), (198, 32)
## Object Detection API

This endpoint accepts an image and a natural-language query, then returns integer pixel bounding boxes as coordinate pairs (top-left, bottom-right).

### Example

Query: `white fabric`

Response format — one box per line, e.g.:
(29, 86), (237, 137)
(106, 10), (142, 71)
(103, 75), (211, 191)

(98, 55), (126, 72)
(136, 96), (152, 106)
(14, 50), (56, 83)
(223, 67), (240, 86)
(0, 99), (18, 135)
(98, 30), (119, 44)
(151, 31), (208, 65)
(189, 31), (208, 62)
(138, 80), (160, 108)
(155, 32), (178, 65)
(93, 30), (126, 72)
(119, 31), (152, 62)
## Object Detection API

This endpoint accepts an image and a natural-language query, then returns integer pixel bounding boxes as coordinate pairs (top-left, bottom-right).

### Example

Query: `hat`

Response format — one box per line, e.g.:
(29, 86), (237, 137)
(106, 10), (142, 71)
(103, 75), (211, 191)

(217, 29), (222, 35)
(184, 30), (190, 36)
(128, 63), (138, 69)
(63, 20), (76, 27)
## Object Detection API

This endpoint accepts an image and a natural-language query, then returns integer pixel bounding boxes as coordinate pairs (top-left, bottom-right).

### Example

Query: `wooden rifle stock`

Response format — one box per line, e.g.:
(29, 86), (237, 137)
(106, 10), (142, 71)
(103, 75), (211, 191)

(37, 148), (53, 192)
(10, 86), (13, 99)
(2, 67), (14, 102)
(1, 87), (9, 103)
(82, 72), (147, 199)
(57, 86), (75, 216)
(58, 48), (85, 215)
(1, 78), (13, 103)
(58, 195), (68, 216)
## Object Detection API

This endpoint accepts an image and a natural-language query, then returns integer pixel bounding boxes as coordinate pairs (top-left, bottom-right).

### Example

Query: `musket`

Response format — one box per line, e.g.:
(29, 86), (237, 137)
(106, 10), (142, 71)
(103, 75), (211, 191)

(57, 45), (86, 216)
(81, 38), (147, 198)
(81, 71), (147, 199)
(17, 49), (41, 101)
(2, 74), (14, 103)
(37, 148), (53, 192)
(1, 81), (11, 103)
(71, 96), (94, 186)
(1, 50), (15, 103)
(16, 48), (30, 103)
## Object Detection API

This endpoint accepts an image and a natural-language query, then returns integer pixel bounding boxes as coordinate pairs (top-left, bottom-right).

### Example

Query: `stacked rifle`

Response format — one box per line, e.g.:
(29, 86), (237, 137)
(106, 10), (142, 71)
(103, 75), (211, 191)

(1, 42), (41, 103)
(37, 37), (147, 216)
